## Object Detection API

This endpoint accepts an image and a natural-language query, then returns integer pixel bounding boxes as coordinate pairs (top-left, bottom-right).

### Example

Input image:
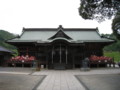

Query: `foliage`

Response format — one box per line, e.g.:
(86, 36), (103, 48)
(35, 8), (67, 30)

(79, 0), (120, 39)
(12, 49), (18, 57)
(112, 12), (120, 39)
(103, 33), (120, 51)
(104, 51), (120, 62)
(0, 30), (15, 41)
(0, 30), (17, 55)
(79, 0), (120, 22)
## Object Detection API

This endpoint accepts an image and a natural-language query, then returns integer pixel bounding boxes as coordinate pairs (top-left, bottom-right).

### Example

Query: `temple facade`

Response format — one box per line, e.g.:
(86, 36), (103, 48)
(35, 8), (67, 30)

(7, 25), (114, 69)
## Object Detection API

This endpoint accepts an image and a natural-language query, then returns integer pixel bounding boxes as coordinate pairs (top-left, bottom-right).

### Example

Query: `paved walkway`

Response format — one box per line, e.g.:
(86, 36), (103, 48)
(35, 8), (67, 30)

(32, 68), (120, 90)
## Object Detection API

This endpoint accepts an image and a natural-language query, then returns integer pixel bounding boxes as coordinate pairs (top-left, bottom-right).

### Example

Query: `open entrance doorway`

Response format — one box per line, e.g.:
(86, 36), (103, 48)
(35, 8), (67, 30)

(48, 40), (73, 69)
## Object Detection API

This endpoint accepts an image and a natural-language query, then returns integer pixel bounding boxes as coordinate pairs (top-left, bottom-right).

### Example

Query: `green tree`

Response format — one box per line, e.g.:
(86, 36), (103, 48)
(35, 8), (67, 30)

(103, 33), (120, 51)
(79, 0), (120, 39)
(0, 30), (17, 55)
(112, 12), (120, 39)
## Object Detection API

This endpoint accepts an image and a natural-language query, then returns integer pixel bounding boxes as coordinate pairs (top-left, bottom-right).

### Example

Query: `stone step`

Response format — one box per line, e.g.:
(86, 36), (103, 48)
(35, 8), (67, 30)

(54, 63), (66, 70)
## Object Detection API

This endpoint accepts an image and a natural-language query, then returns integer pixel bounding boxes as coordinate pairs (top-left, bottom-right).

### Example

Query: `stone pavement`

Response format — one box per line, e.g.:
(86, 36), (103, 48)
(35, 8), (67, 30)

(32, 68), (120, 90)
(0, 67), (33, 75)
(76, 74), (120, 90)
(0, 73), (45, 90)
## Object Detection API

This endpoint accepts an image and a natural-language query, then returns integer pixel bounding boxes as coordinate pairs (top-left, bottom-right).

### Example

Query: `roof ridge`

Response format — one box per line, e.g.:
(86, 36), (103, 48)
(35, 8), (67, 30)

(23, 27), (97, 31)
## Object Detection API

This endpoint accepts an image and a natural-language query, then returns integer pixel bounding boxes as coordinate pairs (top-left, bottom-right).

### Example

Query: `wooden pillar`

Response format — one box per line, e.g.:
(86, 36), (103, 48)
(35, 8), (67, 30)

(60, 44), (62, 64)
(83, 44), (86, 59)
(46, 54), (48, 69)
(66, 46), (68, 64)
(72, 55), (75, 69)
(72, 47), (75, 69)
(26, 47), (28, 55)
(45, 46), (48, 69)
(52, 46), (54, 64)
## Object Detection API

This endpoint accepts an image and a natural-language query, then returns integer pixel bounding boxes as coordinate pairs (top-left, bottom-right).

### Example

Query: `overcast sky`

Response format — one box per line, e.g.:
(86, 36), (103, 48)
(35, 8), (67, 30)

(0, 0), (112, 35)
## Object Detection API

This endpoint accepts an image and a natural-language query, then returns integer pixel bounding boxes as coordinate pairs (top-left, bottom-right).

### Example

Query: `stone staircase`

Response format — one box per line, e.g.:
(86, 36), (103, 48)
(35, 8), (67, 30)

(54, 63), (66, 70)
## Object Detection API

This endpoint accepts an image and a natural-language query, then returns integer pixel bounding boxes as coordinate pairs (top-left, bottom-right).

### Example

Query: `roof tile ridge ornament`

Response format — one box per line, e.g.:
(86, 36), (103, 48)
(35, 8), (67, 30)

(58, 25), (64, 31)
(96, 27), (99, 32)
(18, 27), (26, 38)
(95, 27), (102, 38)
(22, 27), (26, 32)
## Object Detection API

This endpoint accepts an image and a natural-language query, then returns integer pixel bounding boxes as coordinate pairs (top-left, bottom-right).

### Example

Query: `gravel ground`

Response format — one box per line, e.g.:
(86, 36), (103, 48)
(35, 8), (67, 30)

(0, 73), (45, 90)
(76, 74), (120, 90)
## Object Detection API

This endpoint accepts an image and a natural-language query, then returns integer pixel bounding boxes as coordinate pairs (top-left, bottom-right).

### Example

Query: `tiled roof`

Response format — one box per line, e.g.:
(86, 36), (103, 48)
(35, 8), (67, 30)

(0, 46), (12, 53)
(7, 25), (115, 43)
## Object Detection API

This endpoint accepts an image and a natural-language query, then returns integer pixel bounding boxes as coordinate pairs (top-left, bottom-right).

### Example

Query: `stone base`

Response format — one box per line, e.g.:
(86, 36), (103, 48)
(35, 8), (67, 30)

(80, 68), (90, 71)
(31, 67), (41, 71)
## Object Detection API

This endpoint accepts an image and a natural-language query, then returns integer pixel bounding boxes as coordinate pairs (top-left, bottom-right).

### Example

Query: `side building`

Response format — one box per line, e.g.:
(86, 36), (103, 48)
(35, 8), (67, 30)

(0, 46), (13, 66)
(7, 25), (114, 69)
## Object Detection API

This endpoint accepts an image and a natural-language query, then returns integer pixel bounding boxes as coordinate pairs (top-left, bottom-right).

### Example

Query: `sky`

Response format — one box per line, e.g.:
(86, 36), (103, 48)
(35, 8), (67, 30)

(0, 0), (113, 35)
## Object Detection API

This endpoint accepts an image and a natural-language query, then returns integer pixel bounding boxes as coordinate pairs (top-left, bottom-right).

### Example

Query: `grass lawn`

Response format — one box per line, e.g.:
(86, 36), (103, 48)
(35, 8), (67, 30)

(104, 51), (120, 62)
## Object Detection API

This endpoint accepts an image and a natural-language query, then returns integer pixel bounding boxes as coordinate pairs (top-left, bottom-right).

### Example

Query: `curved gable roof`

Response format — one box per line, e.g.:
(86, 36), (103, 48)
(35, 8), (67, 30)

(7, 25), (115, 43)
(48, 26), (72, 40)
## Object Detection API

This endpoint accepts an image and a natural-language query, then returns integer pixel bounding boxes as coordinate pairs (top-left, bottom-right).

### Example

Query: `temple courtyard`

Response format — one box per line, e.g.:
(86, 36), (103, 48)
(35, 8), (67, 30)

(0, 67), (120, 90)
